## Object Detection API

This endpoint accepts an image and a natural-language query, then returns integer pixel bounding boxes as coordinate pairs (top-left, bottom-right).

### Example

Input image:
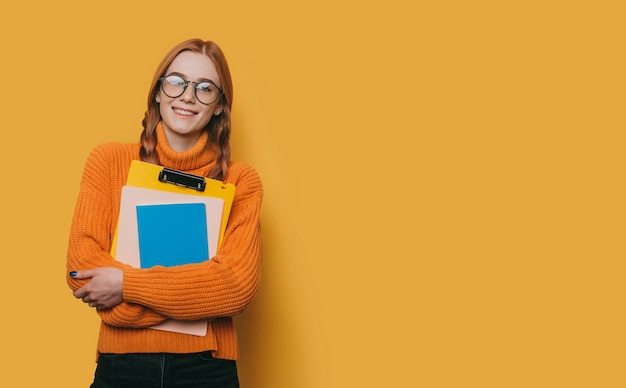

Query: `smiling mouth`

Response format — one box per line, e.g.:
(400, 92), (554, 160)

(173, 107), (196, 116)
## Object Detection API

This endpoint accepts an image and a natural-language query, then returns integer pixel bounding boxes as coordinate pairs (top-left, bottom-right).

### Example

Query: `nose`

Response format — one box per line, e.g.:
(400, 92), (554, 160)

(180, 82), (196, 102)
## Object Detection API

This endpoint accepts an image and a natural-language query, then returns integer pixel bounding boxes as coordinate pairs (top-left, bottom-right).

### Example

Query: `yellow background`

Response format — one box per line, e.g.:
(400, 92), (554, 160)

(0, 1), (624, 387)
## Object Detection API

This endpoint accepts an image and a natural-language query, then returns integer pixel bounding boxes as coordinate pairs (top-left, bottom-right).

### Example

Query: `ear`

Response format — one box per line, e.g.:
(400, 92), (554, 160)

(155, 95), (160, 103)
(214, 108), (222, 116)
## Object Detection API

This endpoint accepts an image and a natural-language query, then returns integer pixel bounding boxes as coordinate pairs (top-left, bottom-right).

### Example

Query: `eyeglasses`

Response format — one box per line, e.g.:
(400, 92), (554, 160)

(159, 74), (223, 105)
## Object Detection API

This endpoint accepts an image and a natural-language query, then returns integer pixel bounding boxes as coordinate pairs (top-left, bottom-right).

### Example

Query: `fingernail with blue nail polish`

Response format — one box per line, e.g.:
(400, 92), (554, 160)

(69, 271), (77, 277)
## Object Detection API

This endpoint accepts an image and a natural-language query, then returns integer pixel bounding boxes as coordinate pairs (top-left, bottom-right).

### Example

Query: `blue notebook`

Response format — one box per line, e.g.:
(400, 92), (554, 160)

(136, 203), (209, 268)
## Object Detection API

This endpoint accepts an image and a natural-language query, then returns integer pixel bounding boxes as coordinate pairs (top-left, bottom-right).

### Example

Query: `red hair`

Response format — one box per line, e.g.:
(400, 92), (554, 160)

(140, 39), (233, 180)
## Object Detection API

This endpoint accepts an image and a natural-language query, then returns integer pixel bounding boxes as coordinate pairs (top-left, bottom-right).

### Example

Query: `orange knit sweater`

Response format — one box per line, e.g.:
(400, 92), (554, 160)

(66, 123), (263, 360)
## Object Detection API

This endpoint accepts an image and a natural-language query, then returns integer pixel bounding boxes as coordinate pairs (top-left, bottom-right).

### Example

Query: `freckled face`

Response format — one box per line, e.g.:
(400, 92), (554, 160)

(157, 51), (222, 151)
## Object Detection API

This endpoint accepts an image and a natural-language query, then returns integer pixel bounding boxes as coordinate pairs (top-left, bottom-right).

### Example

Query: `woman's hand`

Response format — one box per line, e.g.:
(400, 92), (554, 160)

(72, 267), (124, 310)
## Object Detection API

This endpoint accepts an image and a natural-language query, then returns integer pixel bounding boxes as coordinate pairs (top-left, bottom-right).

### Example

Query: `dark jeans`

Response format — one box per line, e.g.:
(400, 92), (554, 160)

(90, 352), (239, 388)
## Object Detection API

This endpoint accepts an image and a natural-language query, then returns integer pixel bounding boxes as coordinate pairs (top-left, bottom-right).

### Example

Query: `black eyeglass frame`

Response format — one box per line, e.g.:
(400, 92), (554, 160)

(158, 75), (224, 105)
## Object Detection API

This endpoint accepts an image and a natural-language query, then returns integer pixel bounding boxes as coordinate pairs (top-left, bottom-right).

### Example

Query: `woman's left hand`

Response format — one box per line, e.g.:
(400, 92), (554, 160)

(72, 267), (124, 310)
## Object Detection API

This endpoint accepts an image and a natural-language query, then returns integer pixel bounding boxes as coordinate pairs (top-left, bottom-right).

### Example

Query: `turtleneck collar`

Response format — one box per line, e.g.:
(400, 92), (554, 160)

(155, 121), (216, 174)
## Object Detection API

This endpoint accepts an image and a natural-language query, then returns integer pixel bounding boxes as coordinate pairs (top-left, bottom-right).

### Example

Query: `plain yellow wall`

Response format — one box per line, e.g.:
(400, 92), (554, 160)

(0, 1), (625, 387)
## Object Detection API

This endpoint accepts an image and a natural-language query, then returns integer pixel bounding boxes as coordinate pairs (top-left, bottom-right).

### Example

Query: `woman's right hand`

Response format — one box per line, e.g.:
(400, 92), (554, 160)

(71, 267), (124, 310)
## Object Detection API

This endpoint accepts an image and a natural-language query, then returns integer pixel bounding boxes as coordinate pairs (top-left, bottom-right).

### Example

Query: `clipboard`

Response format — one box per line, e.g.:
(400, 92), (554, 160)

(110, 160), (236, 336)
(112, 160), (235, 255)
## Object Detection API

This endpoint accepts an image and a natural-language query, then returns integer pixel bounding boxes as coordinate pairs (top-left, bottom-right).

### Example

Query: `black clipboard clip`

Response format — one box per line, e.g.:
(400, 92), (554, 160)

(158, 168), (207, 192)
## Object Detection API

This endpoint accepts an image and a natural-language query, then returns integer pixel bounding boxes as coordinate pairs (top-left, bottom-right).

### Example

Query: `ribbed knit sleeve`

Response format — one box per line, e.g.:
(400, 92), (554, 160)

(66, 143), (169, 328)
(122, 161), (264, 321)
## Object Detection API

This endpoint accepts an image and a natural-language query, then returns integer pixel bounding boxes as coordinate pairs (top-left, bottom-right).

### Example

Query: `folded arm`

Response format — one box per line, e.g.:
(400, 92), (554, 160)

(66, 145), (168, 328)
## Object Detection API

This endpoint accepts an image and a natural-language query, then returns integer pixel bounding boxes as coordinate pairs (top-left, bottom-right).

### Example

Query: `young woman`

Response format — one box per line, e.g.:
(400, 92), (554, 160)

(66, 38), (263, 388)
